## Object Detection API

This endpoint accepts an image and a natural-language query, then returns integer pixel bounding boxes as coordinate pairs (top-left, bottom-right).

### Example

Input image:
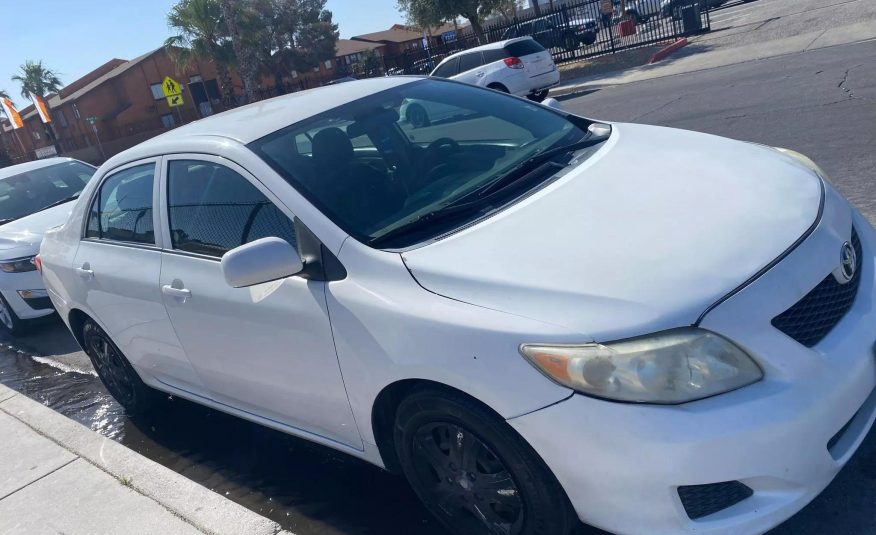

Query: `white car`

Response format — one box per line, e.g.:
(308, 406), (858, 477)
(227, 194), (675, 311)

(0, 157), (95, 335)
(430, 37), (560, 102)
(40, 77), (876, 535)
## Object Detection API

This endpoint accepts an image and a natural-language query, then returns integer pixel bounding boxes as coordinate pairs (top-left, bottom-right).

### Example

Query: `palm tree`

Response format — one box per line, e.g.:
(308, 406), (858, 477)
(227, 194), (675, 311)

(219, 0), (259, 103)
(0, 89), (9, 100)
(11, 60), (63, 100)
(165, 0), (235, 103)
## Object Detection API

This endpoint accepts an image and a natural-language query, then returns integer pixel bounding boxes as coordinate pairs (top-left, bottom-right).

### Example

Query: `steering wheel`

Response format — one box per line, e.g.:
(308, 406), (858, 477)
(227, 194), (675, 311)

(420, 137), (462, 187)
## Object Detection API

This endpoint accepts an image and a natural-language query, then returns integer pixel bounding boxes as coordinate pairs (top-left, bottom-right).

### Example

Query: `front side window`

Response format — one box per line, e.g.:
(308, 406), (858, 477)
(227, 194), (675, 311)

(0, 160), (95, 225)
(250, 79), (595, 249)
(458, 52), (483, 73)
(431, 57), (459, 78)
(167, 160), (296, 257)
(85, 164), (155, 244)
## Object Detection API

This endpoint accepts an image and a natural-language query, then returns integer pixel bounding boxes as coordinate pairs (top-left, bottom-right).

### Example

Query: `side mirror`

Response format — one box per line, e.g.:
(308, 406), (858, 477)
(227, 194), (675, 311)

(221, 237), (303, 288)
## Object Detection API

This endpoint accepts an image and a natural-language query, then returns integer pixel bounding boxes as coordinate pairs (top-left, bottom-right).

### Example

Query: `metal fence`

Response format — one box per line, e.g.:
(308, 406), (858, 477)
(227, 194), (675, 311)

(382, 0), (711, 75)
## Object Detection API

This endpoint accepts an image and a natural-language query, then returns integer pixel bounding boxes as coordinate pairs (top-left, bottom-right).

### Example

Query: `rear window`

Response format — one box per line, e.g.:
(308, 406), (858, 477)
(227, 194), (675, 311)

(483, 49), (509, 63)
(505, 39), (546, 57)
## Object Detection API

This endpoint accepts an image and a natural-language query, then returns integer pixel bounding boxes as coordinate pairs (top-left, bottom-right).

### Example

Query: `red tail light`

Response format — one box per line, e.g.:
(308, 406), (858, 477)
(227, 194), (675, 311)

(34, 255), (42, 274)
(504, 57), (524, 69)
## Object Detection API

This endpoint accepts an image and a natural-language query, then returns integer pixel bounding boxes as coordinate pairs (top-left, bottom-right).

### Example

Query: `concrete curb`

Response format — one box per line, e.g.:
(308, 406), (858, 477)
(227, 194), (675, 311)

(0, 382), (286, 535)
(647, 38), (689, 65)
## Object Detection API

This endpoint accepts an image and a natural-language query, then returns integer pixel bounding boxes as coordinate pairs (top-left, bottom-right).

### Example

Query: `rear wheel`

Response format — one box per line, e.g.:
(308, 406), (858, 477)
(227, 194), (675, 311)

(487, 83), (509, 94)
(395, 388), (574, 535)
(406, 103), (431, 128)
(527, 90), (549, 103)
(82, 319), (160, 415)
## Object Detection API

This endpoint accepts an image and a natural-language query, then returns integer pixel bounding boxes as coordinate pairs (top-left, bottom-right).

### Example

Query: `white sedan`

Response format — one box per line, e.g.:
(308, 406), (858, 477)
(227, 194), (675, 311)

(39, 77), (876, 535)
(0, 158), (95, 334)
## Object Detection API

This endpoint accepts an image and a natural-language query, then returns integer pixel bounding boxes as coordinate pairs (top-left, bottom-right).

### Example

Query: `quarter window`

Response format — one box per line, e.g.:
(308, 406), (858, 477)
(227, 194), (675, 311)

(85, 164), (155, 244)
(166, 160), (296, 257)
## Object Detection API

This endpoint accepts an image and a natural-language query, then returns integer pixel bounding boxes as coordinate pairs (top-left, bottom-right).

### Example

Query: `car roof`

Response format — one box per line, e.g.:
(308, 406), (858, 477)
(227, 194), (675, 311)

(104, 77), (418, 168)
(0, 157), (83, 181)
(437, 37), (535, 64)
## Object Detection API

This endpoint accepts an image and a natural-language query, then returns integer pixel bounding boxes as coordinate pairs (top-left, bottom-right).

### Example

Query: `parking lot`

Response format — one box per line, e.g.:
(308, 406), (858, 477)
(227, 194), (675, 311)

(1, 0), (875, 534)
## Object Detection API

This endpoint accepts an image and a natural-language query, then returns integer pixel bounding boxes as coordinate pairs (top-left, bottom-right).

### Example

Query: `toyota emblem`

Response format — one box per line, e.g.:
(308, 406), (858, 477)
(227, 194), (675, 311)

(837, 241), (857, 284)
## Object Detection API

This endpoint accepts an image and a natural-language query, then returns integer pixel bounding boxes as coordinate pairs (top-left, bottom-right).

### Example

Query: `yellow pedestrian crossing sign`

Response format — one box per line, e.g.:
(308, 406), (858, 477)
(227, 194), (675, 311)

(162, 76), (182, 97)
(166, 94), (184, 107)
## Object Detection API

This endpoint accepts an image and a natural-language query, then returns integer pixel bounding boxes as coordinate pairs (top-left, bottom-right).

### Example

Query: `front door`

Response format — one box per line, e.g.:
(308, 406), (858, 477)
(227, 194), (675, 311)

(156, 155), (361, 448)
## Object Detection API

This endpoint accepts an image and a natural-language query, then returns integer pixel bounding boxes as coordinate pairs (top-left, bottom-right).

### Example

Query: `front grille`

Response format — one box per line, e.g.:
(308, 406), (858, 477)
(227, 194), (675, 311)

(678, 481), (753, 520)
(771, 229), (862, 347)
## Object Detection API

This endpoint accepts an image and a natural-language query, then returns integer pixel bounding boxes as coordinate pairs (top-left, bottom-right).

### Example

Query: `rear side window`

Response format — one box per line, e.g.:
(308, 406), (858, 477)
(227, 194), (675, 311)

(505, 39), (546, 57)
(482, 49), (509, 64)
(431, 57), (459, 78)
(166, 160), (296, 257)
(458, 52), (484, 73)
(85, 164), (155, 244)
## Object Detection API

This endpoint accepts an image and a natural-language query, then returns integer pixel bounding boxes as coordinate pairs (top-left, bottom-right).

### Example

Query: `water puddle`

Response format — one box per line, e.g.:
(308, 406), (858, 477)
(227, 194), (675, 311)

(0, 340), (445, 535)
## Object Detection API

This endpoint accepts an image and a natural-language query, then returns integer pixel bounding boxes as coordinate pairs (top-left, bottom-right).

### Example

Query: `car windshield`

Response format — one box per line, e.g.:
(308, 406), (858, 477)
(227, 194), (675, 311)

(249, 79), (596, 248)
(0, 161), (95, 224)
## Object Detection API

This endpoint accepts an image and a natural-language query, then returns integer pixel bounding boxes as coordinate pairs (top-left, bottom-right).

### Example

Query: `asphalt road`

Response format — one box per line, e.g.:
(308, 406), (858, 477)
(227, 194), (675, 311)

(1, 29), (875, 535)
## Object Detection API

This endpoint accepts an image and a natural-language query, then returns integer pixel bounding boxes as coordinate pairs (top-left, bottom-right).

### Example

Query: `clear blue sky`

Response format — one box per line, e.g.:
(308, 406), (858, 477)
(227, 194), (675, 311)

(0, 0), (403, 106)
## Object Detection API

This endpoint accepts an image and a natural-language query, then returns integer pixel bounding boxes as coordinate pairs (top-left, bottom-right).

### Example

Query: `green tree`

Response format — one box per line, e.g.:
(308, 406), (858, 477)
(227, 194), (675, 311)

(249, 0), (339, 94)
(165, 0), (236, 103)
(397, 0), (504, 43)
(11, 60), (63, 100)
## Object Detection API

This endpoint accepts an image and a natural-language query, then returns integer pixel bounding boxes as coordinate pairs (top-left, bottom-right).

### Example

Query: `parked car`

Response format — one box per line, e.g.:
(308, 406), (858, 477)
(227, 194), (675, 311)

(41, 77), (876, 535)
(501, 13), (597, 51)
(430, 37), (559, 102)
(661, 0), (727, 18)
(624, 0), (664, 22)
(0, 157), (95, 335)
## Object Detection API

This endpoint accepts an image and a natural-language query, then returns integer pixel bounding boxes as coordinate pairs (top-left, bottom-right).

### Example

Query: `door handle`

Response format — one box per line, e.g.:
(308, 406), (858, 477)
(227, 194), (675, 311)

(75, 264), (93, 279)
(162, 285), (191, 299)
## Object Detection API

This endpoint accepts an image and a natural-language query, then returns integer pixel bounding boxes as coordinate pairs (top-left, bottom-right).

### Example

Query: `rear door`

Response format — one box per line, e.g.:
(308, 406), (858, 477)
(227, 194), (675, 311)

(156, 154), (361, 448)
(73, 159), (202, 392)
(454, 52), (486, 85)
(506, 39), (555, 78)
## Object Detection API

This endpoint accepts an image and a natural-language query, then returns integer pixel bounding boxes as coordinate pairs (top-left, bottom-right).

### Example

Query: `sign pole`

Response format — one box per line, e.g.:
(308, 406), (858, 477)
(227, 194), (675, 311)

(91, 123), (106, 161)
(11, 129), (27, 158)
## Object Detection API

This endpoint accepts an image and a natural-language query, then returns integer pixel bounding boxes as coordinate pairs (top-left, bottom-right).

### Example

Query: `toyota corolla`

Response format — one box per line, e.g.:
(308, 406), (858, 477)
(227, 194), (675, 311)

(39, 77), (876, 535)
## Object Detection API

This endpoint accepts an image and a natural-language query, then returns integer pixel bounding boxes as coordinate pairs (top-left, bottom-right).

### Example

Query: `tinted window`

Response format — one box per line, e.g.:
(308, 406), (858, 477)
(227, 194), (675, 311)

(0, 161), (94, 223)
(505, 39), (546, 57)
(167, 160), (296, 257)
(431, 57), (459, 78)
(483, 49), (509, 63)
(85, 164), (155, 244)
(458, 52), (484, 73)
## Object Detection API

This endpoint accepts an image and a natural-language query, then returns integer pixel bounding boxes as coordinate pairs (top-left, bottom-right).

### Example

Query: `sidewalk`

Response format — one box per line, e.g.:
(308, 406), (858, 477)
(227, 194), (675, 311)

(551, 19), (876, 97)
(0, 383), (289, 535)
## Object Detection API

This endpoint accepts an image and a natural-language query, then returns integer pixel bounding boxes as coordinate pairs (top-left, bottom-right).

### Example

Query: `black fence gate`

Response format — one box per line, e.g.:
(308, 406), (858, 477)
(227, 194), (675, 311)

(383, 0), (712, 76)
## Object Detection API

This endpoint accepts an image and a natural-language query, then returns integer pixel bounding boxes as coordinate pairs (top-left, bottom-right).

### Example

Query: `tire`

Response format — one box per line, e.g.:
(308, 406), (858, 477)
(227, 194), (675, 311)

(562, 33), (579, 52)
(0, 292), (27, 337)
(406, 103), (430, 128)
(487, 83), (509, 94)
(628, 10), (641, 24)
(82, 319), (160, 415)
(527, 90), (549, 103)
(582, 32), (597, 46)
(394, 388), (575, 535)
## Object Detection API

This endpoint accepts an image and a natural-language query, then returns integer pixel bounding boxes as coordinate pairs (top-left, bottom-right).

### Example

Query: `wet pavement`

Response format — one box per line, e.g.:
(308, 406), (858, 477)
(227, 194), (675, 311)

(0, 320), (449, 535)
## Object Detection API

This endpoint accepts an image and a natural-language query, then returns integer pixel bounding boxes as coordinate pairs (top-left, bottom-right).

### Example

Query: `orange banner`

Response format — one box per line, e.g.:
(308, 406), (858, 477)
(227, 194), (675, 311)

(30, 94), (52, 124)
(0, 98), (23, 129)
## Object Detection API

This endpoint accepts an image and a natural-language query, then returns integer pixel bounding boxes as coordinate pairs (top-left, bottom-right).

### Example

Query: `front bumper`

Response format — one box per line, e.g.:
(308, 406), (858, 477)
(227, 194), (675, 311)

(0, 270), (54, 320)
(510, 192), (876, 534)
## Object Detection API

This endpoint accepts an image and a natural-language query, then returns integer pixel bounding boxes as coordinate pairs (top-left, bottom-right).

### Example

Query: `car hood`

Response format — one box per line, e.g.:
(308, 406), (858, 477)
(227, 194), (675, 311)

(401, 123), (823, 341)
(0, 201), (76, 257)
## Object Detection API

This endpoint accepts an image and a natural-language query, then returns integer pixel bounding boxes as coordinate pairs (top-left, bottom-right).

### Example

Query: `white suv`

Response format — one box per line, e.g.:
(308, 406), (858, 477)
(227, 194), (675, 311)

(430, 37), (560, 103)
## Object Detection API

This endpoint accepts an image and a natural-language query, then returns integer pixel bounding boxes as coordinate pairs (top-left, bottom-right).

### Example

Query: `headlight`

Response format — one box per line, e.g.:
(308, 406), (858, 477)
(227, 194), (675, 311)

(772, 147), (828, 179)
(520, 329), (762, 404)
(0, 256), (37, 273)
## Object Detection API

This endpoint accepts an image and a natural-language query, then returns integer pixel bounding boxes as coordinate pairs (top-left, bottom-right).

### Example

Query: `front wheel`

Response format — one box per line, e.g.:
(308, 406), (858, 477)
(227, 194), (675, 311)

(562, 33), (579, 52)
(395, 389), (574, 535)
(0, 292), (27, 337)
(82, 319), (161, 415)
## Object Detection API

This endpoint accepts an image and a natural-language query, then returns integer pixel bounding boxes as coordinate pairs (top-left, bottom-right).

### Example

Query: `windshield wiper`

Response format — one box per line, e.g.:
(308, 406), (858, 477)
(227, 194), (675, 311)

(474, 135), (608, 199)
(36, 194), (80, 213)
